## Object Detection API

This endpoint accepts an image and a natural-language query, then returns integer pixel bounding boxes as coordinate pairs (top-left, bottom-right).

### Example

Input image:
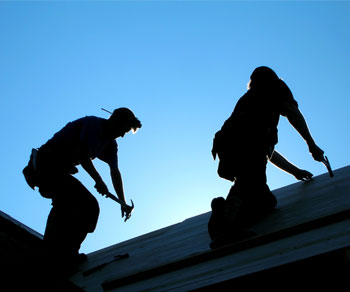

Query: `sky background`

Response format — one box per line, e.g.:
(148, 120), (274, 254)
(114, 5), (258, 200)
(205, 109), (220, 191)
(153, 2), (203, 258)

(1, 1), (349, 254)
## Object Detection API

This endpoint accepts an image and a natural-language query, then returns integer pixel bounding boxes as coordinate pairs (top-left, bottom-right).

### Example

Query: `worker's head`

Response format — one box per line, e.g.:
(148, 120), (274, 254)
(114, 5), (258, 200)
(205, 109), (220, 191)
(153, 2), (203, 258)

(107, 107), (142, 138)
(247, 66), (280, 89)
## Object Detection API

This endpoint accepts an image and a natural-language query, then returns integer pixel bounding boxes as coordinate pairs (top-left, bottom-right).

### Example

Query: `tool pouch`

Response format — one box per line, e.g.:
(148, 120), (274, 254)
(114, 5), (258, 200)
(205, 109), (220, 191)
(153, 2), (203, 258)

(22, 148), (39, 190)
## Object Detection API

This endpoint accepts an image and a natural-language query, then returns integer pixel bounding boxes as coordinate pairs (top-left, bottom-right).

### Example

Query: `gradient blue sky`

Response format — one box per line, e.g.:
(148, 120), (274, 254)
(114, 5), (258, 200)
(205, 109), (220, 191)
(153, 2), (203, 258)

(1, 1), (349, 254)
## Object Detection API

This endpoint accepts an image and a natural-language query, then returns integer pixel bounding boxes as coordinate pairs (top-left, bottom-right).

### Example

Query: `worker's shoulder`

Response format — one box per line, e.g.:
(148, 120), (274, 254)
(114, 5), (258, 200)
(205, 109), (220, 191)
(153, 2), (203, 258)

(74, 116), (106, 129)
(78, 115), (104, 122)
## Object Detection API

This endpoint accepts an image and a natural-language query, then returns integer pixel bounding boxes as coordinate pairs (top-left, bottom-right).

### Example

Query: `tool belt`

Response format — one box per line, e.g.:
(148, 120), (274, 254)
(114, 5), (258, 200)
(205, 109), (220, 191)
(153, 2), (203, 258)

(22, 148), (39, 190)
(23, 148), (79, 192)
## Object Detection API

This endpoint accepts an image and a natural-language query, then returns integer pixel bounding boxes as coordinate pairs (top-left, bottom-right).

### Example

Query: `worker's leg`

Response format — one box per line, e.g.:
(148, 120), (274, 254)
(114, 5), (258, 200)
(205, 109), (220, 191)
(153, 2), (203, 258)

(43, 174), (99, 271)
(222, 150), (276, 231)
(226, 153), (276, 227)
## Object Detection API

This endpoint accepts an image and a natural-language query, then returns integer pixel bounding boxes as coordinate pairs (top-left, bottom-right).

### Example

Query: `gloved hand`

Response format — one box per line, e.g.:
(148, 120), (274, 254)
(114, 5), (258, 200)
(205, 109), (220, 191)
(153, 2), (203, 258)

(94, 180), (109, 195)
(294, 169), (313, 181)
(308, 143), (324, 162)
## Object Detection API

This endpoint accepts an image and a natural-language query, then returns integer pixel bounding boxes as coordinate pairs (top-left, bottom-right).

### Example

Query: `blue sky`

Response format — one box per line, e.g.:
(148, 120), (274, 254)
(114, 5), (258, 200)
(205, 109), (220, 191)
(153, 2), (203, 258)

(1, 1), (349, 254)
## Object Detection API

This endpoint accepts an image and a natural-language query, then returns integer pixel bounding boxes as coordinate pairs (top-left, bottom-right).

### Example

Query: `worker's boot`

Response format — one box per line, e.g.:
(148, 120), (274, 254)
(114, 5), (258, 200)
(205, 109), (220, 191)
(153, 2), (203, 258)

(208, 196), (226, 241)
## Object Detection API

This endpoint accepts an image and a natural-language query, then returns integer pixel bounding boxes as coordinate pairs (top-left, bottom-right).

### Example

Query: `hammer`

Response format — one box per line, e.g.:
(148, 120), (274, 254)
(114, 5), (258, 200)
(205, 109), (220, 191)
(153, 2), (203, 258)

(322, 156), (334, 178)
(105, 192), (135, 222)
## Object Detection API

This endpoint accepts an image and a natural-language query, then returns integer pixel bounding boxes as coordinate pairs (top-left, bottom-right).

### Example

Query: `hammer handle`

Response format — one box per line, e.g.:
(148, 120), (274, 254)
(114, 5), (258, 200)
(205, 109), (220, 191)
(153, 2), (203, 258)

(322, 156), (334, 177)
(105, 192), (129, 208)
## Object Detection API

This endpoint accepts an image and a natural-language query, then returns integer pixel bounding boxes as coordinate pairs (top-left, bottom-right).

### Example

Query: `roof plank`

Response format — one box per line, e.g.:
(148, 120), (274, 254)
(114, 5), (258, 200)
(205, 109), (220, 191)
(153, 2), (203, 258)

(71, 166), (350, 292)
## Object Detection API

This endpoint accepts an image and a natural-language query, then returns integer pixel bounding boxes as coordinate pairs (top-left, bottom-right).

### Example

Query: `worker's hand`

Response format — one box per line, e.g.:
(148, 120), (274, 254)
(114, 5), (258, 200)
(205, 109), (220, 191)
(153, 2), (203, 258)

(294, 169), (313, 181)
(94, 180), (109, 195)
(121, 205), (127, 219)
(308, 143), (324, 162)
(121, 204), (133, 222)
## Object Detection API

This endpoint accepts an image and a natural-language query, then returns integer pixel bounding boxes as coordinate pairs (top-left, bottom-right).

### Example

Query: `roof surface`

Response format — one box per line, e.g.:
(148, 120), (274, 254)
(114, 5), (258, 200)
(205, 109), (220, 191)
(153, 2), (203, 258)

(0, 209), (43, 249)
(71, 166), (350, 292)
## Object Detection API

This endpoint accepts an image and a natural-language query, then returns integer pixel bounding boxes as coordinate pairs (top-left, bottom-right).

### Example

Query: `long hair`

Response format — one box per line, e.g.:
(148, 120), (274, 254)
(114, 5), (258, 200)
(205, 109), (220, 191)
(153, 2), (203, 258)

(247, 66), (280, 89)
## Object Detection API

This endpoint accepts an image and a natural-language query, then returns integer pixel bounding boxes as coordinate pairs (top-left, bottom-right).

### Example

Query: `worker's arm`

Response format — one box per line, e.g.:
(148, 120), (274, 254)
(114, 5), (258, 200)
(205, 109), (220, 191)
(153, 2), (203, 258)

(270, 150), (313, 181)
(80, 157), (109, 194)
(110, 165), (130, 218)
(283, 102), (324, 161)
(110, 166), (126, 203)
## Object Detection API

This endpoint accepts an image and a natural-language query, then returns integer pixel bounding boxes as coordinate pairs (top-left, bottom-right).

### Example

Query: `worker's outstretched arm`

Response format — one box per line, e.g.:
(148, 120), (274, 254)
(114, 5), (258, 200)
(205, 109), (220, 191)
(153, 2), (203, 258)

(283, 102), (324, 161)
(81, 157), (109, 194)
(110, 166), (129, 218)
(270, 150), (313, 181)
(110, 166), (126, 203)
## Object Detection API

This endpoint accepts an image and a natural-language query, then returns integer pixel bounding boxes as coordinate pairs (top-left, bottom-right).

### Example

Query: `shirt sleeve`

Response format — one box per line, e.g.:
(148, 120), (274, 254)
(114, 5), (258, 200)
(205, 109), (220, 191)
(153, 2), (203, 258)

(278, 80), (298, 116)
(97, 140), (119, 169)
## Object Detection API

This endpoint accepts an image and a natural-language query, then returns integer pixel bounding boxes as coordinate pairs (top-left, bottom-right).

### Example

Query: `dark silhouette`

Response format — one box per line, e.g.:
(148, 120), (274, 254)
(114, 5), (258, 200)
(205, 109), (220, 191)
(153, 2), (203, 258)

(209, 66), (324, 247)
(23, 107), (141, 273)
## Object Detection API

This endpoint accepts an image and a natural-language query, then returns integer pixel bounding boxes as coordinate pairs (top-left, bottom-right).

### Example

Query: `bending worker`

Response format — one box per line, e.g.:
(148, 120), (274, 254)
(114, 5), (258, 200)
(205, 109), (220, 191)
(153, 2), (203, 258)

(23, 107), (141, 270)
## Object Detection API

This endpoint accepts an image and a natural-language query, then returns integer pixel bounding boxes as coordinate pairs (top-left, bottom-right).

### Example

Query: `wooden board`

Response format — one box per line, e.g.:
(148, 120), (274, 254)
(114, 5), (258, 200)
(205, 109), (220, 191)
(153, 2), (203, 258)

(70, 166), (350, 292)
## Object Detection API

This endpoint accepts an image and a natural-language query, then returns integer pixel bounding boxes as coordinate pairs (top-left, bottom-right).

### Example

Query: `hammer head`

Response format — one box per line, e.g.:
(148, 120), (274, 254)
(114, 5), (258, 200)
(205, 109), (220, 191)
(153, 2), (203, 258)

(124, 199), (134, 222)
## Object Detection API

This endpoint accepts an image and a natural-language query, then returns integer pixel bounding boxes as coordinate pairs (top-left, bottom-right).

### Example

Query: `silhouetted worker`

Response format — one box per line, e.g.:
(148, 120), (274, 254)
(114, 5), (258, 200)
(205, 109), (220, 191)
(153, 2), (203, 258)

(23, 107), (141, 272)
(209, 66), (324, 246)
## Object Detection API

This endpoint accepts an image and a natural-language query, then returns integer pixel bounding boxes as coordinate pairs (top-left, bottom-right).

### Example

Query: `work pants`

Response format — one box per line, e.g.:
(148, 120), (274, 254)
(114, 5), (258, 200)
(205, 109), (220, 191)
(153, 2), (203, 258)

(209, 147), (277, 240)
(35, 150), (100, 266)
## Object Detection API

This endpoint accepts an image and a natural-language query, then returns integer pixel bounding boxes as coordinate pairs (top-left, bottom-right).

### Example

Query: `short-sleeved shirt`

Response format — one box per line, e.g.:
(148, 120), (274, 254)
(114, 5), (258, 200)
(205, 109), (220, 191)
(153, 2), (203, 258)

(41, 116), (118, 170)
(220, 79), (298, 154)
